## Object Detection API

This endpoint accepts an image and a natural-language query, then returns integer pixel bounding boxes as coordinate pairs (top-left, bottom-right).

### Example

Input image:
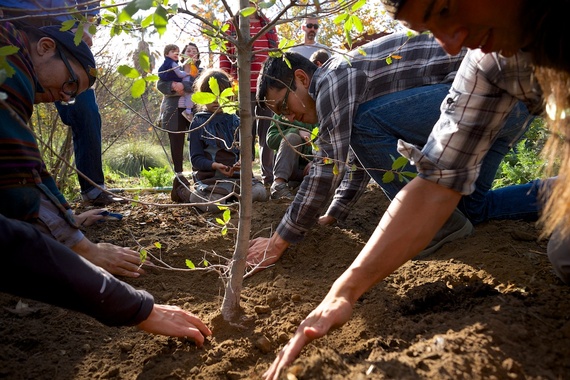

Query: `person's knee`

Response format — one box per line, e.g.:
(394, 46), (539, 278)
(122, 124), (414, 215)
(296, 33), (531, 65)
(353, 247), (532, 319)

(252, 182), (268, 202)
(547, 230), (570, 285)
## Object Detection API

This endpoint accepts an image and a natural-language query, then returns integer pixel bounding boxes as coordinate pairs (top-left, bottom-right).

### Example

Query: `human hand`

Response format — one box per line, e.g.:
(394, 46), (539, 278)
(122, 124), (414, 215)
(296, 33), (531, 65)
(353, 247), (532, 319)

(318, 214), (337, 226)
(136, 304), (212, 346)
(299, 130), (311, 143)
(213, 162), (234, 177)
(72, 238), (151, 278)
(172, 82), (184, 95)
(263, 294), (354, 380)
(75, 208), (106, 227)
(246, 234), (289, 275)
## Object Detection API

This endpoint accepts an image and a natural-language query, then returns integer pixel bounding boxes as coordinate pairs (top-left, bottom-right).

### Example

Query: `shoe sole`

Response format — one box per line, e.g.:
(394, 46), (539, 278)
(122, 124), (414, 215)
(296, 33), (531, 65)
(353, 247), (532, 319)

(415, 218), (474, 259)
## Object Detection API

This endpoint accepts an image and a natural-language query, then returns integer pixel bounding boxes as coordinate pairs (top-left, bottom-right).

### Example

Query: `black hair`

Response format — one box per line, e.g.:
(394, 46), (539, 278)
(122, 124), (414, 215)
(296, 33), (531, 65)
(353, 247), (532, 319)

(256, 52), (317, 109)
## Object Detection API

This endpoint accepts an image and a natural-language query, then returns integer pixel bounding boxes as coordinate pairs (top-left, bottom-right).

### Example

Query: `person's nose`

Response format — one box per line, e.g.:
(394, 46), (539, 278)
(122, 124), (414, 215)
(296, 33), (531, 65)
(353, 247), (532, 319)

(431, 26), (468, 56)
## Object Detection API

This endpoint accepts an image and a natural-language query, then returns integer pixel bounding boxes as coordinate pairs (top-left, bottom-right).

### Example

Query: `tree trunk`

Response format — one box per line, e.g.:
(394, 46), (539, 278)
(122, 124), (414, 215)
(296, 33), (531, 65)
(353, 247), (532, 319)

(220, 0), (253, 321)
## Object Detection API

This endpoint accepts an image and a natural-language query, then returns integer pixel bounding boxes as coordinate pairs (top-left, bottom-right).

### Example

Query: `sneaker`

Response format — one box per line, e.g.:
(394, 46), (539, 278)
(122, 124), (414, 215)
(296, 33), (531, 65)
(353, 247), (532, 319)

(415, 209), (474, 259)
(270, 182), (294, 200)
(83, 192), (127, 207)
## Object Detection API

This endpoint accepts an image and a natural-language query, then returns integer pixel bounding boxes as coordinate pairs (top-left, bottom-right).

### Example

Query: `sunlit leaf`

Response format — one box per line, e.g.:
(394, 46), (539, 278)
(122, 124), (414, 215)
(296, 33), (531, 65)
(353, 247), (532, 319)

(61, 19), (76, 31)
(223, 208), (231, 223)
(240, 7), (256, 17)
(131, 78), (146, 98)
(0, 45), (19, 56)
(153, 5), (168, 36)
(185, 259), (196, 269)
(333, 163), (339, 175)
(139, 249), (147, 263)
(391, 156), (409, 170)
(208, 76), (220, 95)
(118, 65), (140, 78)
(192, 92), (217, 105)
(382, 171), (395, 183)
(138, 51), (150, 72)
(154, 241), (162, 249)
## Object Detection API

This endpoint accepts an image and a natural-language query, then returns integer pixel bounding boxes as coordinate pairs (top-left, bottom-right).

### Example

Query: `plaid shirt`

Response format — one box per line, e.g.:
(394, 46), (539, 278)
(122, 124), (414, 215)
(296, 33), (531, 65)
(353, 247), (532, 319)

(399, 49), (541, 195)
(278, 32), (466, 244)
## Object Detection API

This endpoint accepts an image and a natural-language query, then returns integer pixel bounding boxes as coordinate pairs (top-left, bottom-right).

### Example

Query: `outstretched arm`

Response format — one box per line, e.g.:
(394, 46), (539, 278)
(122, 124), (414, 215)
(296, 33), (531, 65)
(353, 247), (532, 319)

(264, 177), (461, 379)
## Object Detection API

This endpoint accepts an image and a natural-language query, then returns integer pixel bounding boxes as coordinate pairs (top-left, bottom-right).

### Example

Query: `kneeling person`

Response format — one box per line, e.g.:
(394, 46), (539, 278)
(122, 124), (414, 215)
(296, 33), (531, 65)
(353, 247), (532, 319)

(188, 69), (267, 212)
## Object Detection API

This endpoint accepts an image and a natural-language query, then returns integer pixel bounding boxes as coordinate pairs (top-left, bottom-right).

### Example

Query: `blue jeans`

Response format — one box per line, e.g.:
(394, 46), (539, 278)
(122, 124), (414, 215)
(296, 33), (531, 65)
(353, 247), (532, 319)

(55, 89), (105, 198)
(351, 84), (541, 225)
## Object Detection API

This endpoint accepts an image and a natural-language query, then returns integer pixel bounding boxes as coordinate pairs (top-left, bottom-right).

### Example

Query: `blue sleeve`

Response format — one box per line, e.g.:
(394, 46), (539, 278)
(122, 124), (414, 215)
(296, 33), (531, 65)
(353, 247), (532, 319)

(189, 119), (214, 170)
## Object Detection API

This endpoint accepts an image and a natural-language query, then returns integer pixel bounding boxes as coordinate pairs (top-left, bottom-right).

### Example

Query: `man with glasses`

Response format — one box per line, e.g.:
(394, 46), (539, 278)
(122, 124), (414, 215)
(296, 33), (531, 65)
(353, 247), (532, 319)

(0, 0), (125, 206)
(291, 17), (328, 60)
(0, 22), (148, 279)
(248, 31), (541, 279)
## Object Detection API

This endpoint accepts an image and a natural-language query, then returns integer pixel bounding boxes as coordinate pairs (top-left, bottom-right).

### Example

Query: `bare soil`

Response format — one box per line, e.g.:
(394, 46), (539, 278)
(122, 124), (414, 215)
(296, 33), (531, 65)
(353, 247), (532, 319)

(1, 183), (570, 380)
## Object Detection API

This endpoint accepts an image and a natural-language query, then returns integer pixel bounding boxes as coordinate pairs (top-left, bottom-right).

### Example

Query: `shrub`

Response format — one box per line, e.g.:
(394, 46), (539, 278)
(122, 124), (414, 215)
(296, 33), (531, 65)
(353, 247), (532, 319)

(104, 140), (170, 177)
(493, 117), (549, 188)
(141, 166), (173, 187)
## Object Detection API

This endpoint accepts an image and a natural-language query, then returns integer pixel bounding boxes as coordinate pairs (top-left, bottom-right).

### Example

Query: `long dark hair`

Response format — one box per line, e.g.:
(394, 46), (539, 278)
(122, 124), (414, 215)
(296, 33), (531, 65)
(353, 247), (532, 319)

(181, 42), (201, 67)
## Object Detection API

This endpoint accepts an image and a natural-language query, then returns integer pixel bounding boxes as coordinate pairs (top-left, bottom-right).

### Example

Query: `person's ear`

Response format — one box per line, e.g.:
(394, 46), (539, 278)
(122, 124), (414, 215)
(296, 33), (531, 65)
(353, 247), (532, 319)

(35, 37), (57, 58)
(293, 69), (311, 89)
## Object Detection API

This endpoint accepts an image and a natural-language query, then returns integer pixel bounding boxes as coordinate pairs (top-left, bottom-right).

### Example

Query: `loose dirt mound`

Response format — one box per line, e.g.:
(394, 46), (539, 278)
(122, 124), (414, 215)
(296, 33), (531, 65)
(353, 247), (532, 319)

(1, 183), (569, 379)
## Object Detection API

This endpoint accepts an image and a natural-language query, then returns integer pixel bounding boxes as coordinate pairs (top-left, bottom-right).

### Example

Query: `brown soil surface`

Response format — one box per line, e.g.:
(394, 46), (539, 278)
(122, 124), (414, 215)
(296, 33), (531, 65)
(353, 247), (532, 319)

(1, 183), (570, 379)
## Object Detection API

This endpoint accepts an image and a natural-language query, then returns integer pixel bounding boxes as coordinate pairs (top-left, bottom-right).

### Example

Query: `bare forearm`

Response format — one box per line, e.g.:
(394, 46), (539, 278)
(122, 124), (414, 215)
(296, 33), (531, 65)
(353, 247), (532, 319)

(333, 177), (461, 305)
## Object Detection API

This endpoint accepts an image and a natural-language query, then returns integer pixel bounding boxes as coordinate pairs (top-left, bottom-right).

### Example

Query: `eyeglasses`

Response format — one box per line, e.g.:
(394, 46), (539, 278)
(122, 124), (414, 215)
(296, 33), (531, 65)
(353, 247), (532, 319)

(305, 23), (319, 29)
(276, 77), (295, 116)
(57, 47), (79, 105)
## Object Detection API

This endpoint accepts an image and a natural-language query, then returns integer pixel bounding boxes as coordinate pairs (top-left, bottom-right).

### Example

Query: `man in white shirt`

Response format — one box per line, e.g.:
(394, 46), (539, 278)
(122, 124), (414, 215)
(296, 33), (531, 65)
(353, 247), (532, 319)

(290, 17), (327, 59)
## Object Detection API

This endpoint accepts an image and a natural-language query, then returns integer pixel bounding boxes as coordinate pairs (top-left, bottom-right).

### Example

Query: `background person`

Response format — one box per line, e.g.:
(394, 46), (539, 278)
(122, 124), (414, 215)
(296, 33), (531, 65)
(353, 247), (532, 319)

(0, 0), (124, 207)
(248, 33), (538, 273)
(0, 21), (147, 279)
(157, 43), (201, 202)
(0, 214), (211, 344)
(219, 2), (279, 187)
(262, 1), (567, 377)
(188, 69), (267, 211)
(291, 17), (327, 59)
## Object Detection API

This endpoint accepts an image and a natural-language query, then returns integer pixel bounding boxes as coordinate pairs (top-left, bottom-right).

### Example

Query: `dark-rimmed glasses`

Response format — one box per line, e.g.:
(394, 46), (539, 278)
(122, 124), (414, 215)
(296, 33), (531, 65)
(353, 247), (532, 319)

(57, 47), (79, 105)
(305, 23), (319, 29)
(275, 77), (295, 116)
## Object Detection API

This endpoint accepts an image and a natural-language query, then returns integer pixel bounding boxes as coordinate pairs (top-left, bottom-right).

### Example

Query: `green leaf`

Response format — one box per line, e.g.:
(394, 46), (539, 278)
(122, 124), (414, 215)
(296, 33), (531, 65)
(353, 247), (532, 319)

(333, 163), (339, 175)
(203, 259), (210, 267)
(392, 156), (409, 170)
(333, 13), (348, 24)
(351, 15), (363, 33)
(208, 76), (220, 96)
(73, 28), (83, 46)
(118, 65), (140, 78)
(383, 171), (395, 183)
(131, 78), (146, 98)
(139, 249), (147, 263)
(60, 19), (76, 31)
(0, 45), (19, 56)
(220, 87), (234, 98)
(154, 242), (162, 249)
(240, 7), (256, 17)
(352, 0), (366, 11)
(386, 56), (393, 65)
(118, 1), (138, 23)
(401, 171), (417, 179)
(192, 92), (217, 105)
(138, 51), (150, 72)
(135, 0), (154, 10)
(153, 6), (168, 36)
(216, 217), (224, 225)
(141, 13), (153, 28)
(223, 208), (231, 223)
(221, 225), (228, 236)
(144, 74), (159, 82)
(185, 259), (196, 269)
